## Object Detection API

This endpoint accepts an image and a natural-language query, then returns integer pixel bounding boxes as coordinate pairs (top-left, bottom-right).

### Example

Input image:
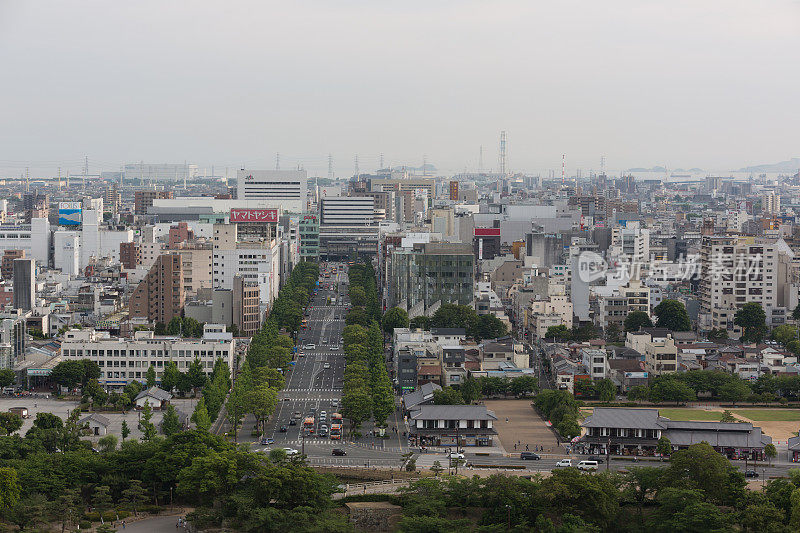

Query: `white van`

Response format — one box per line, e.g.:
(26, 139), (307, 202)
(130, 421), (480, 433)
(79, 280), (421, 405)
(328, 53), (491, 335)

(554, 459), (572, 468)
(577, 460), (599, 471)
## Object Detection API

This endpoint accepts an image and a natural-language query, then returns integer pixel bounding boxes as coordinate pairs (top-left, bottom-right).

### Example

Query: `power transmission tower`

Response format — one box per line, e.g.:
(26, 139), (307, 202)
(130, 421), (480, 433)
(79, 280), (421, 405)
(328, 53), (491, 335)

(354, 155), (359, 177)
(328, 154), (334, 180)
(276, 153), (280, 170)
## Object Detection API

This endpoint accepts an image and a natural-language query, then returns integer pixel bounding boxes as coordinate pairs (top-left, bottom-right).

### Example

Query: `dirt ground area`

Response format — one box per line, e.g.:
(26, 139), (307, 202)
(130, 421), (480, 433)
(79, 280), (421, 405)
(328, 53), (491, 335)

(484, 399), (559, 454)
(720, 411), (798, 443)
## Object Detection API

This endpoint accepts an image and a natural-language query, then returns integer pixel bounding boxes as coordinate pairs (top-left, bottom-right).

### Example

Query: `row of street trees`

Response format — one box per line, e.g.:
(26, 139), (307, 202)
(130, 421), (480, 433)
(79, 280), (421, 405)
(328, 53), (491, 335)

(224, 261), (319, 441)
(407, 303), (508, 342)
(341, 263), (394, 437)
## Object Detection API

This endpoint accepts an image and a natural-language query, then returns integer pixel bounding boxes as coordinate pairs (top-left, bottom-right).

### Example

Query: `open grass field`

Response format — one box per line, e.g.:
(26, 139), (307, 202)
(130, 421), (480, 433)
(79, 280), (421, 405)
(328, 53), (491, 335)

(657, 408), (724, 421)
(730, 409), (800, 422)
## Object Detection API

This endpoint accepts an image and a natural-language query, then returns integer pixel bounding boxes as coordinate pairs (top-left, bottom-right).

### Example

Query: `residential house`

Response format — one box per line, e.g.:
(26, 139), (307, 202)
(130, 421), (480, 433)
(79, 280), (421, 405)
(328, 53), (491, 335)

(409, 404), (498, 447)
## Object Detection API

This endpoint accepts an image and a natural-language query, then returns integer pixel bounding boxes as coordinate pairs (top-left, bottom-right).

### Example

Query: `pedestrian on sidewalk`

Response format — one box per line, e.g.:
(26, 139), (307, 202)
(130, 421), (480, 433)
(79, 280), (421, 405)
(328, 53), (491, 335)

(526, 444), (529, 451)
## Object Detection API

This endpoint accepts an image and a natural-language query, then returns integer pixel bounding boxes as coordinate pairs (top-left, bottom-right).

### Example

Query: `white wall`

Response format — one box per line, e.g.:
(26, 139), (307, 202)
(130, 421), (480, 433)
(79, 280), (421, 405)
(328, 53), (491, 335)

(54, 231), (81, 277)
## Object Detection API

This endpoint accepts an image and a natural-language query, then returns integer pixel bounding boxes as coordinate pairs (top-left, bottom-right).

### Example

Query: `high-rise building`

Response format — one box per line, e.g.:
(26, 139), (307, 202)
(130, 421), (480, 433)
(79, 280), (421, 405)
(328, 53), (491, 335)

(389, 242), (474, 310)
(764, 191), (781, 215)
(699, 235), (792, 332)
(449, 180), (459, 201)
(213, 275), (261, 337)
(299, 214), (320, 260)
(129, 254), (184, 324)
(119, 242), (140, 270)
(12, 258), (36, 310)
(318, 196), (378, 259)
(1, 250), (24, 281)
(134, 190), (174, 215)
(236, 170), (307, 213)
(22, 193), (49, 222)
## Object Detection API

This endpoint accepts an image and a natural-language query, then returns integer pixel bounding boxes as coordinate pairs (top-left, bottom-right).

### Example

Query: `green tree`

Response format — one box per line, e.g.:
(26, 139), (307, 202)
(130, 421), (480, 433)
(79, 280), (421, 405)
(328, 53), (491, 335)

(649, 378), (696, 404)
(138, 400), (157, 441)
(707, 327), (729, 341)
(510, 375), (539, 397)
(0, 368), (14, 388)
(161, 360), (181, 392)
(409, 315), (430, 330)
(121, 479), (147, 516)
(459, 375), (482, 404)
(161, 404), (181, 436)
(662, 442), (745, 505)
(627, 385), (650, 403)
(56, 487), (82, 533)
(191, 398), (212, 431)
(430, 460), (444, 477)
(719, 410), (737, 423)
(545, 324), (572, 342)
(772, 324), (799, 346)
(790, 488), (800, 530)
(470, 314), (508, 342)
(50, 360), (85, 390)
(0, 412), (22, 436)
(382, 306), (409, 335)
(166, 316), (182, 335)
(735, 302), (768, 344)
(248, 385), (278, 435)
(97, 433), (118, 453)
(121, 420), (130, 441)
(371, 373), (396, 426)
(188, 357), (208, 390)
(596, 379), (616, 402)
(624, 311), (653, 332)
(605, 323), (621, 342)
(653, 299), (691, 331)
(433, 387), (464, 405)
(656, 436), (672, 456)
(718, 380), (751, 405)
(145, 365), (157, 388)
(0, 466), (21, 511)
(92, 484), (113, 517)
(342, 385), (372, 432)
(765, 443), (777, 466)
(624, 467), (663, 527)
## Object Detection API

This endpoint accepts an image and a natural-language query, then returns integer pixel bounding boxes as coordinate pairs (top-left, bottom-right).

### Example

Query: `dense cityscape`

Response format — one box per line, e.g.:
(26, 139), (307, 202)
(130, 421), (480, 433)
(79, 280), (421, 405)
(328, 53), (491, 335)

(3, 2), (800, 532)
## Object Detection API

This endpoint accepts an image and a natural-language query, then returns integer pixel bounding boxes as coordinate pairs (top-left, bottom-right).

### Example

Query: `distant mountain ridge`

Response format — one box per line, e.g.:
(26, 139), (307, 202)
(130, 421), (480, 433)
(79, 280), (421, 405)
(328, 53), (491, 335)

(738, 158), (800, 173)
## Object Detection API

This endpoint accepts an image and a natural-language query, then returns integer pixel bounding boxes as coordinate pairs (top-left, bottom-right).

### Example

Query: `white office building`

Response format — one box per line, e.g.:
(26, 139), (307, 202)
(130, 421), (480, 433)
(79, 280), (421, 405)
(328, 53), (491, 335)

(60, 324), (234, 389)
(237, 169), (307, 213)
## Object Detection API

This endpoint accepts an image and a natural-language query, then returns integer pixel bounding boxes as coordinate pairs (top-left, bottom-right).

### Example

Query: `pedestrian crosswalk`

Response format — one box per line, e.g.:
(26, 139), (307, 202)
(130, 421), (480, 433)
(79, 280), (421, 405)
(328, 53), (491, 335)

(283, 387), (342, 392)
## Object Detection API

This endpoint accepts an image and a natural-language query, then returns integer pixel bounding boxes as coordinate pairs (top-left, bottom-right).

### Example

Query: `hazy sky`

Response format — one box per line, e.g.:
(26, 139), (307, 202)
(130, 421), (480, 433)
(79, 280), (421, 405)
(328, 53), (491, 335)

(1, 0), (799, 177)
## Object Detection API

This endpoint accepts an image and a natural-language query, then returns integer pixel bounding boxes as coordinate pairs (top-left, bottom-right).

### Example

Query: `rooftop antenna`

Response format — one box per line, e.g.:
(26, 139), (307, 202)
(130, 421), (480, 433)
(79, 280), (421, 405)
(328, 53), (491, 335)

(561, 153), (566, 185)
(327, 154), (334, 179)
(275, 152), (280, 170)
(499, 131), (507, 176)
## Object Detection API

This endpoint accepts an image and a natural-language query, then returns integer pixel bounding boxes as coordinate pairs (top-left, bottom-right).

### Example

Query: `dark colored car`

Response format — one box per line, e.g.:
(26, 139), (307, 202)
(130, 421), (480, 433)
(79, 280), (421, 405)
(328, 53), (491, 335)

(279, 425), (288, 432)
(520, 452), (541, 460)
(331, 448), (347, 456)
(288, 419), (297, 426)
(745, 470), (759, 478)
(588, 456), (605, 464)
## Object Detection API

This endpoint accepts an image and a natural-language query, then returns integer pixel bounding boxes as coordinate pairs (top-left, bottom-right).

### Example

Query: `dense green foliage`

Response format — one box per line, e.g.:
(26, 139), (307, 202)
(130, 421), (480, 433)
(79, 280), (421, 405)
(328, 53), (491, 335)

(534, 389), (581, 438)
(624, 311), (653, 332)
(0, 430), (346, 532)
(652, 299), (691, 331)
(735, 302), (768, 344)
(427, 304), (508, 342)
(342, 263), (395, 431)
(544, 323), (600, 343)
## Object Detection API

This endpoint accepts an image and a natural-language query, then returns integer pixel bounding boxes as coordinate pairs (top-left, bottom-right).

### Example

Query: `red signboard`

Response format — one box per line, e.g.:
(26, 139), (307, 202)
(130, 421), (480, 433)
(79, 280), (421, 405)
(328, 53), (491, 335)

(230, 208), (278, 223)
(474, 227), (501, 237)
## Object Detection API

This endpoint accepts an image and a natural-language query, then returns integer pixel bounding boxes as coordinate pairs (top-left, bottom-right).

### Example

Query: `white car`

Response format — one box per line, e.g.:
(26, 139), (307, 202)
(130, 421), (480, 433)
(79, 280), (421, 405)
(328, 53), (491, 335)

(448, 452), (465, 460)
(304, 344), (316, 350)
(283, 448), (299, 456)
(555, 459), (572, 468)
(323, 362), (331, 369)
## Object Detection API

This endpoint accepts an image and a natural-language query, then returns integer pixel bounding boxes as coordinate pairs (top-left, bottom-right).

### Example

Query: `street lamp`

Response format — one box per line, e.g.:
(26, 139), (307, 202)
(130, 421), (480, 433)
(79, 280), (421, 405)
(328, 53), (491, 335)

(505, 504), (512, 531)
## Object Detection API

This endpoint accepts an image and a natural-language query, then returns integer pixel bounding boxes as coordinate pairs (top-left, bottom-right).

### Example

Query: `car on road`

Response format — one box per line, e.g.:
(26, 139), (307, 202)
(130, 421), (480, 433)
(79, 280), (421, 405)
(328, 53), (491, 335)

(577, 460), (599, 471)
(284, 448), (300, 456)
(332, 448), (347, 456)
(555, 459), (572, 468)
(260, 437), (274, 445)
(319, 425), (328, 436)
(279, 425), (288, 432)
(448, 452), (465, 459)
(292, 411), (302, 419)
(587, 455), (605, 464)
(304, 344), (316, 350)
(320, 411), (327, 418)
(745, 470), (759, 478)
(323, 362), (331, 369)
(330, 400), (339, 408)
(520, 452), (541, 460)
(288, 419), (297, 426)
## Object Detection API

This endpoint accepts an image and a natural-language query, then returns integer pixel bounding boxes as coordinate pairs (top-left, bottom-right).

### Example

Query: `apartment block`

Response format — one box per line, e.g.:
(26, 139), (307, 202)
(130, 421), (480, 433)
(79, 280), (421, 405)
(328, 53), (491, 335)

(129, 254), (184, 325)
(389, 242), (474, 310)
(134, 190), (173, 215)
